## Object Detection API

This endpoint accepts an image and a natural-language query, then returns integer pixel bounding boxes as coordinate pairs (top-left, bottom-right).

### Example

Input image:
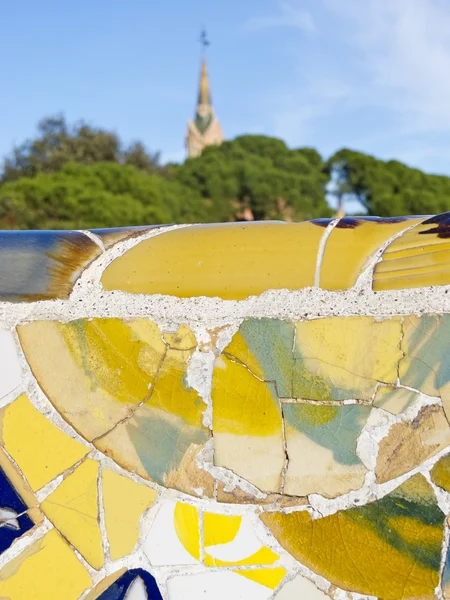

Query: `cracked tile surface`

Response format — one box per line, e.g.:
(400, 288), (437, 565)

(3, 216), (450, 599)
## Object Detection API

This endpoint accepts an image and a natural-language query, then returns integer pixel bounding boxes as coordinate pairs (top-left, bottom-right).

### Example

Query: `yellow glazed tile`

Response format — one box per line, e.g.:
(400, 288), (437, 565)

(143, 500), (199, 566)
(261, 474), (443, 600)
(283, 404), (370, 497)
(430, 455), (450, 493)
(83, 569), (127, 600)
(374, 215), (450, 290)
(204, 512), (280, 567)
(18, 318), (167, 440)
(101, 221), (328, 300)
(212, 355), (285, 492)
(149, 341), (204, 428)
(0, 529), (91, 599)
(372, 386), (419, 414)
(319, 217), (420, 290)
(94, 326), (209, 489)
(204, 512), (242, 548)
(0, 445), (43, 526)
(293, 316), (402, 400)
(102, 468), (158, 560)
(41, 458), (104, 569)
(0, 394), (88, 491)
(235, 567), (286, 590)
(174, 502), (200, 561)
(222, 319), (295, 398)
(93, 405), (208, 487)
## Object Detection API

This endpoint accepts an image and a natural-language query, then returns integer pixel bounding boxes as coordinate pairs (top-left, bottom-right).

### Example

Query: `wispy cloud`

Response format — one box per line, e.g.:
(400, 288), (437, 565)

(244, 1), (316, 33)
(325, 0), (450, 131)
(259, 0), (450, 168)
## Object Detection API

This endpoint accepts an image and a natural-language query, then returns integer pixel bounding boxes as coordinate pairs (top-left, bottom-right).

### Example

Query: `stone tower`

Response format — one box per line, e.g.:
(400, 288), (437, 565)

(186, 58), (224, 158)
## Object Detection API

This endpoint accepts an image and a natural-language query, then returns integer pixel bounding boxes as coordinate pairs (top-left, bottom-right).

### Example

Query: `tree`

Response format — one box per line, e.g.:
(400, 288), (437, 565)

(0, 162), (208, 230)
(175, 135), (331, 222)
(123, 142), (162, 174)
(1, 115), (161, 183)
(326, 149), (450, 216)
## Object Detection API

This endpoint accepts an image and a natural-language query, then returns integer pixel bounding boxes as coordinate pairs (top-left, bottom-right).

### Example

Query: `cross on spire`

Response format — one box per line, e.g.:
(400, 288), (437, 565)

(199, 28), (210, 54)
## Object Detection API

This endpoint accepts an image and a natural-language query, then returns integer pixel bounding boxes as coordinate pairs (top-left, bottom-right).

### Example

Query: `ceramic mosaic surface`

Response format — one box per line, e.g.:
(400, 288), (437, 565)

(3, 214), (450, 599)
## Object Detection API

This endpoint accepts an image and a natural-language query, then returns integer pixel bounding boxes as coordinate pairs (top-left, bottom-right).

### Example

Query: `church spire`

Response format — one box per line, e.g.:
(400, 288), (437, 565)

(185, 30), (224, 158)
(198, 59), (211, 107)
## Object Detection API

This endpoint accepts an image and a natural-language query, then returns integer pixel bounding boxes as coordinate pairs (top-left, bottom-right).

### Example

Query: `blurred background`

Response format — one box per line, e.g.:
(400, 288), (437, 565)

(0, 0), (449, 229)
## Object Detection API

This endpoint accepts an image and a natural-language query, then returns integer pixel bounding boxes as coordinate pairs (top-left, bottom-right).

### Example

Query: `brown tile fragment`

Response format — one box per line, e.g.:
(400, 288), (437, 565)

(376, 404), (450, 483)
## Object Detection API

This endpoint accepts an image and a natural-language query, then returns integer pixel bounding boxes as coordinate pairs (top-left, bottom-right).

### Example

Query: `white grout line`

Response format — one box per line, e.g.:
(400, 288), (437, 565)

(77, 230), (106, 253)
(314, 218), (339, 287)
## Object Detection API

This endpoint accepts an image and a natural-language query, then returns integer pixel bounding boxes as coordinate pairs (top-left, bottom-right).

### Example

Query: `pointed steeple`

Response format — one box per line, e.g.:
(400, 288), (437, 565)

(198, 59), (211, 107)
(185, 31), (224, 158)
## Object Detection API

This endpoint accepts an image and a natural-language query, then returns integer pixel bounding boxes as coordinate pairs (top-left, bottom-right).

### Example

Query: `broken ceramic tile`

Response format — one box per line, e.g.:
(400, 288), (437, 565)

(293, 316), (402, 401)
(0, 529), (92, 599)
(0, 394), (88, 491)
(261, 474), (444, 599)
(235, 567), (286, 591)
(95, 406), (209, 488)
(94, 568), (163, 600)
(0, 230), (102, 301)
(164, 443), (215, 498)
(41, 458), (104, 569)
(94, 336), (210, 487)
(102, 467), (158, 561)
(373, 214), (450, 290)
(203, 511), (280, 567)
(222, 318), (295, 398)
(283, 403), (370, 497)
(166, 569), (284, 600)
(376, 404), (450, 483)
(100, 221), (329, 300)
(0, 329), (22, 400)
(319, 216), (420, 290)
(430, 454), (450, 493)
(0, 462), (36, 554)
(443, 541), (450, 600)
(83, 570), (127, 600)
(372, 385), (419, 414)
(215, 482), (308, 507)
(143, 501), (200, 566)
(18, 318), (167, 441)
(212, 354), (285, 493)
(19, 319), (210, 490)
(274, 574), (331, 599)
(89, 225), (160, 249)
(400, 314), (450, 419)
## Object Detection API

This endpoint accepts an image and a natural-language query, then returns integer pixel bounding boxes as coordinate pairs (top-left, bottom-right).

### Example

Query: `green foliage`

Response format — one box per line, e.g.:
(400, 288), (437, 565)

(175, 136), (331, 221)
(0, 162), (207, 229)
(327, 149), (450, 216)
(0, 122), (332, 228)
(1, 115), (161, 183)
(4, 113), (450, 230)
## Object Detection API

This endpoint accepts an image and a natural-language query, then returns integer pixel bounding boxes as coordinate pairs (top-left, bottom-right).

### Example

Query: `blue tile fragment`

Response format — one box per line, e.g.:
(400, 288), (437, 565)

(0, 466), (34, 555)
(0, 230), (100, 301)
(97, 568), (163, 600)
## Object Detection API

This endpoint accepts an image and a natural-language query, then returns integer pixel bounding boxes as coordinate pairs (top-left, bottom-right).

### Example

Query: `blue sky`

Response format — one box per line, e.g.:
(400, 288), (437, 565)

(1, 0), (450, 179)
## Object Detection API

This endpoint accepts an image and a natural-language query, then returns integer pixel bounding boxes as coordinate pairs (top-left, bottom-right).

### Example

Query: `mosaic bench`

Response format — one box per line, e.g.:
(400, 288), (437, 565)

(0, 213), (450, 599)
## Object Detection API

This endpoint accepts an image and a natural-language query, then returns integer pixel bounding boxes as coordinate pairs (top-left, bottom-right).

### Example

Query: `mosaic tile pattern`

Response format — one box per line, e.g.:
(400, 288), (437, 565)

(3, 213), (450, 598)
